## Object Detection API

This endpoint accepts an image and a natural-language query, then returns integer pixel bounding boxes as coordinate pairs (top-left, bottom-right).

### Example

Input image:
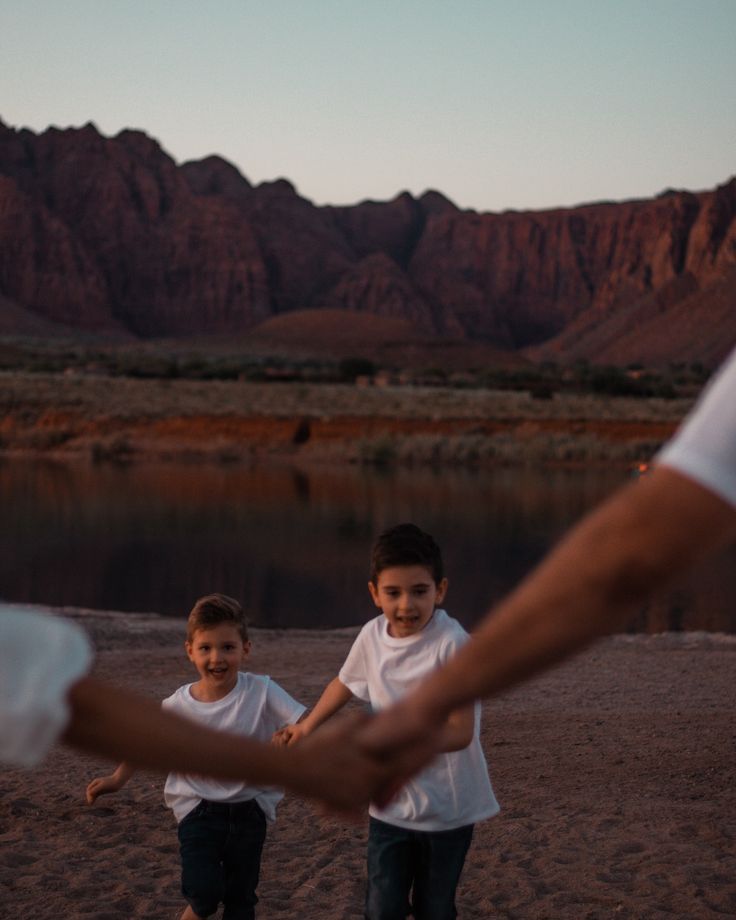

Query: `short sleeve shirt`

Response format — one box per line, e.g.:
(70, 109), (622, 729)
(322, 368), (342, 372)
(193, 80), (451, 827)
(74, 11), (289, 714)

(0, 607), (93, 767)
(339, 609), (500, 831)
(162, 671), (305, 822)
(656, 347), (736, 508)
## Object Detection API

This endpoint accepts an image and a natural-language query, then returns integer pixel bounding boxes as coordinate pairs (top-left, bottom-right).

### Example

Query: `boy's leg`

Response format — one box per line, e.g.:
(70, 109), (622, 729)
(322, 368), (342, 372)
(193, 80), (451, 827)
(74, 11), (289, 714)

(220, 800), (268, 920)
(410, 824), (474, 920)
(365, 817), (413, 920)
(177, 801), (227, 920)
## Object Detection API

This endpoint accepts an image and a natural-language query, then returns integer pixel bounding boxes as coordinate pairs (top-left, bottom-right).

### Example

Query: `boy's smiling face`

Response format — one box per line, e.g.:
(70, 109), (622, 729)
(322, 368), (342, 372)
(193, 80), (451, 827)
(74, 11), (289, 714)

(368, 565), (448, 638)
(185, 622), (251, 700)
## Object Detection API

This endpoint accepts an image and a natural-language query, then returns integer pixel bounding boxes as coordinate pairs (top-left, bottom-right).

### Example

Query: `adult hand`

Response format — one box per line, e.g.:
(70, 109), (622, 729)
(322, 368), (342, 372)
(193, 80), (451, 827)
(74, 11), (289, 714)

(288, 710), (435, 817)
(353, 699), (444, 807)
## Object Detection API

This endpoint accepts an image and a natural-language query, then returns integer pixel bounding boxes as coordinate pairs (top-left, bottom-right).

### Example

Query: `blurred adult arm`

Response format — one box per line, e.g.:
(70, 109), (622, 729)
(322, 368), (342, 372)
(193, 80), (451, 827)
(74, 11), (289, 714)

(66, 675), (427, 814)
(390, 468), (736, 730)
(365, 349), (736, 758)
(0, 609), (425, 814)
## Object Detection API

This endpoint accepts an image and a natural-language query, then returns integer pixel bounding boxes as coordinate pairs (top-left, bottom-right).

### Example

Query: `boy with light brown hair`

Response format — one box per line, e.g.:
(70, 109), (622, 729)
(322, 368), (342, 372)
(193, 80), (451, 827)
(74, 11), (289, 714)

(87, 593), (306, 920)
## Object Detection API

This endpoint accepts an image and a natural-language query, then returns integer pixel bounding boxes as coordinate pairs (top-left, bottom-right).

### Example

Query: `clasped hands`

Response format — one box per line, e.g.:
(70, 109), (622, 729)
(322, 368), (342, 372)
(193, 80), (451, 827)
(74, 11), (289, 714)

(272, 701), (440, 818)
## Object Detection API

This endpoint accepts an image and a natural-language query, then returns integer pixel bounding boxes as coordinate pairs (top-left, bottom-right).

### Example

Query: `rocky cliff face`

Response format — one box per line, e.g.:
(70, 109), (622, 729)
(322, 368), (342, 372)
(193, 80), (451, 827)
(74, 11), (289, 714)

(0, 123), (270, 337)
(409, 185), (736, 353)
(0, 119), (733, 364)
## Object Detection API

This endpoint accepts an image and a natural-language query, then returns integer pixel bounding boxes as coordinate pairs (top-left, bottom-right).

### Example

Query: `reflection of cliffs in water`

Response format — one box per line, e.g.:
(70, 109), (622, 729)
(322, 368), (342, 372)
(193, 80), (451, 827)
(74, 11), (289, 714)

(1, 460), (734, 633)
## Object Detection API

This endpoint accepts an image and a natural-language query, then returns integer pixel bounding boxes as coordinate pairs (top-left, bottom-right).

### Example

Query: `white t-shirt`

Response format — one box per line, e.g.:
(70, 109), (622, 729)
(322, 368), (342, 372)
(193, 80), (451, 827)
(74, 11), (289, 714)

(162, 671), (305, 823)
(0, 607), (93, 767)
(656, 347), (736, 508)
(339, 609), (500, 832)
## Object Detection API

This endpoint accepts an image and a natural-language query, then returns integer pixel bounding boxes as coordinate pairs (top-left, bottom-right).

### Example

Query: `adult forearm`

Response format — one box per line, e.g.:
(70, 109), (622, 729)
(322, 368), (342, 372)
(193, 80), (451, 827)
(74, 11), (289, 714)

(64, 677), (287, 785)
(68, 678), (436, 814)
(407, 468), (736, 722)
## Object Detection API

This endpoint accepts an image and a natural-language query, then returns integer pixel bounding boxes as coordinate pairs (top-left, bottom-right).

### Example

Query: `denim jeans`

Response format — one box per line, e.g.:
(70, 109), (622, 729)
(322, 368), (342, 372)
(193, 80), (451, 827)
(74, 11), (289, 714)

(177, 798), (267, 920)
(365, 817), (474, 920)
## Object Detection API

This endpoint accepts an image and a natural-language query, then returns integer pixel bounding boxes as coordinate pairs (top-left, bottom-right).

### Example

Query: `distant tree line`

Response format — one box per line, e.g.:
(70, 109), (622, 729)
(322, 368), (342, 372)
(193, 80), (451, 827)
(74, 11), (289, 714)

(0, 340), (712, 398)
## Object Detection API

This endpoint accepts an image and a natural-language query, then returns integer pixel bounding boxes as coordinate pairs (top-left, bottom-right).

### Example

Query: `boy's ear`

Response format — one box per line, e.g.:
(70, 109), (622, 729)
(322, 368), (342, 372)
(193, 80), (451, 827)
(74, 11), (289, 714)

(184, 639), (194, 661)
(367, 580), (382, 608)
(435, 577), (449, 605)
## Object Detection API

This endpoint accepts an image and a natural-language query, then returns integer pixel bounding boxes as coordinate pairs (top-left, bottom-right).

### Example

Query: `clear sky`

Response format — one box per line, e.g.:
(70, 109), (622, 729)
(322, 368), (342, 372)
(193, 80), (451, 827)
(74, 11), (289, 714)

(2, 0), (734, 212)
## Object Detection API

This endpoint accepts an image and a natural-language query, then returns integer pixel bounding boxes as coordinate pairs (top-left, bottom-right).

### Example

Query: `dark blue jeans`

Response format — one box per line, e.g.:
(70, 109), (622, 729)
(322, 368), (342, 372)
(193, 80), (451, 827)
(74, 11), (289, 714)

(177, 799), (267, 920)
(365, 817), (474, 920)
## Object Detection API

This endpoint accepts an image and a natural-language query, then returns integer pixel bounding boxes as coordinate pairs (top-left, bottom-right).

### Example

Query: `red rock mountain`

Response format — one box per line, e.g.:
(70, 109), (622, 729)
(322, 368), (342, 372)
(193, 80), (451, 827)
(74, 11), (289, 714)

(0, 119), (734, 365)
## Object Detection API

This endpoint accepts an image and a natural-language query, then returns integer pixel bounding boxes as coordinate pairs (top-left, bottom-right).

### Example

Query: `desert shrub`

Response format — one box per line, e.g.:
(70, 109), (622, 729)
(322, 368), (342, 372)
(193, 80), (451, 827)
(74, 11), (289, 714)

(358, 435), (397, 466)
(90, 436), (134, 463)
(216, 447), (242, 463)
(529, 382), (556, 400)
(292, 418), (312, 445)
(22, 428), (73, 450)
(339, 357), (376, 382)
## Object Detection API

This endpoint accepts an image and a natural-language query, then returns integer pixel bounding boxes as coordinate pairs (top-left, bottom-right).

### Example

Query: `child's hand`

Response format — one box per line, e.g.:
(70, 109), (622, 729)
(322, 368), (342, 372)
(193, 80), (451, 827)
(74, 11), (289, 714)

(271, 723), (307, 747)
(271, 727), (291, 746)
(85, 773), (125, 805)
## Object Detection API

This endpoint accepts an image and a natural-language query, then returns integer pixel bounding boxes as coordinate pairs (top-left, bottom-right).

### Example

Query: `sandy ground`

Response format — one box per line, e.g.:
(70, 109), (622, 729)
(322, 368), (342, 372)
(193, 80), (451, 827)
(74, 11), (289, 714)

(2, 607), (736, 919)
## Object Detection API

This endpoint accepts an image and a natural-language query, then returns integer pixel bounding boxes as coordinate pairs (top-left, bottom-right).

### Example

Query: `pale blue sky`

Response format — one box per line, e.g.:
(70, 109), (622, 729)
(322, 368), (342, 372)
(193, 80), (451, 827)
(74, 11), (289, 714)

(2, 0), (734, 211)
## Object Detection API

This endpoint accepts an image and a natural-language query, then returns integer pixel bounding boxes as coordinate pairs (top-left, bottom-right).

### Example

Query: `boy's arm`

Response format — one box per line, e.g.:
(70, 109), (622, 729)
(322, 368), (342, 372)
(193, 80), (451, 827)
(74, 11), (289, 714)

(276, 677), (354, 746)
(86, 761), (136, 804)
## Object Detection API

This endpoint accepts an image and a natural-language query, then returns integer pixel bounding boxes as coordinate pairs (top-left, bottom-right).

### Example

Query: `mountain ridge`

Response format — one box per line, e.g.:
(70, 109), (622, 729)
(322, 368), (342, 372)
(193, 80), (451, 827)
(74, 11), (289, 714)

(0, 119), (733, 366)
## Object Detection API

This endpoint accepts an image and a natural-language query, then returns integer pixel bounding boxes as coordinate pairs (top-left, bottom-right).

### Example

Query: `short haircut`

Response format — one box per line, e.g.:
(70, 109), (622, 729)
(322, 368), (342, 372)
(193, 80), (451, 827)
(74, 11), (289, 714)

(369, 523), (444, 586)
(186, 593), (248, 643)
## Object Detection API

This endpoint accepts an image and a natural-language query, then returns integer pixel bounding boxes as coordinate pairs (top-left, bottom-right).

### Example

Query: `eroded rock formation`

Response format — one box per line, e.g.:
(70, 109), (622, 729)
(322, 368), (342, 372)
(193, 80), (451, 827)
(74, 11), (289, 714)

(0, 118), (733, 364)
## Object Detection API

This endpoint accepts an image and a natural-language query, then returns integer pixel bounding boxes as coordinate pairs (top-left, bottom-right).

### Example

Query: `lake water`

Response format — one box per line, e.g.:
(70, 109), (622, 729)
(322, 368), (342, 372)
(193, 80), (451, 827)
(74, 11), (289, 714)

(1, 459), (734, 633)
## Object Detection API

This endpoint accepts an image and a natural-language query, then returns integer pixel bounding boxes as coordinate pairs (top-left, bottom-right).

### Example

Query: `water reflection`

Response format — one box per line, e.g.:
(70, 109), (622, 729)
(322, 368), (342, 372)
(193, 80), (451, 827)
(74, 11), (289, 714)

(1, 459), (734, 632)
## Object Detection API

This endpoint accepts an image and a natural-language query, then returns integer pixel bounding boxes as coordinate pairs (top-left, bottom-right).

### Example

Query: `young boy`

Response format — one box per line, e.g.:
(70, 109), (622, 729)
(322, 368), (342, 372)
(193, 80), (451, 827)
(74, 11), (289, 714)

(276, 523), (500, 920)
(86, 593), (306, 920)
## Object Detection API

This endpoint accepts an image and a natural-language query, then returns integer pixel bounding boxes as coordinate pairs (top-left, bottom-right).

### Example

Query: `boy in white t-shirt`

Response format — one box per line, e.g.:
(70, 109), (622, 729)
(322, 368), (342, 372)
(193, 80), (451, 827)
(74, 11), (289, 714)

(276, 523), (499, 920)
(86, 593), (305, 920)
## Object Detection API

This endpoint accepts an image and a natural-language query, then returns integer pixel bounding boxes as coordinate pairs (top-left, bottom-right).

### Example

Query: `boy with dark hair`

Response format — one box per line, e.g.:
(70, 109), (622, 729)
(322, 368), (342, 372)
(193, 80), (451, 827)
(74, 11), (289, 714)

(369, 521), (445, 585)
(86, 593), (306, 920)
(276, 524), (499, 920)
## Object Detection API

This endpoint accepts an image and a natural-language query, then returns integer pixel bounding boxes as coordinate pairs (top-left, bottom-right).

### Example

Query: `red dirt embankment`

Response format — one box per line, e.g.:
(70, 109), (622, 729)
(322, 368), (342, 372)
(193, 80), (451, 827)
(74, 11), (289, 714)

(0, 372), (688, 466)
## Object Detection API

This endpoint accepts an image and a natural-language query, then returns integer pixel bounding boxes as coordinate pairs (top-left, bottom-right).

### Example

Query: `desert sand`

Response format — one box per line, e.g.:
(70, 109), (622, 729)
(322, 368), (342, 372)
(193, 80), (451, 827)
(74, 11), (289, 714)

(2, 606), (735, 919)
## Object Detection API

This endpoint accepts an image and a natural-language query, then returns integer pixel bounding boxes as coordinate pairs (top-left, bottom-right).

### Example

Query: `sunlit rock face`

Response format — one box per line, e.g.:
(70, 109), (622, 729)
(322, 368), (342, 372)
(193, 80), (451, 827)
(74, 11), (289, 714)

(0, 121), (270, 337)
(0, 119), (733, 364)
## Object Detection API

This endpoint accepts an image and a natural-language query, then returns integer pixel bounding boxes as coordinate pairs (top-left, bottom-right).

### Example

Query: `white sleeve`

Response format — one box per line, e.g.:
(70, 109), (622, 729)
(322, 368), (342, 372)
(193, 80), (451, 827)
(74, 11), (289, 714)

(439, 620), (469, 664)
(656, 349), (736, 508)
(338, 631), (370, 702)
(264, 679), (307, 730)
(0, 607), (93, 767)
